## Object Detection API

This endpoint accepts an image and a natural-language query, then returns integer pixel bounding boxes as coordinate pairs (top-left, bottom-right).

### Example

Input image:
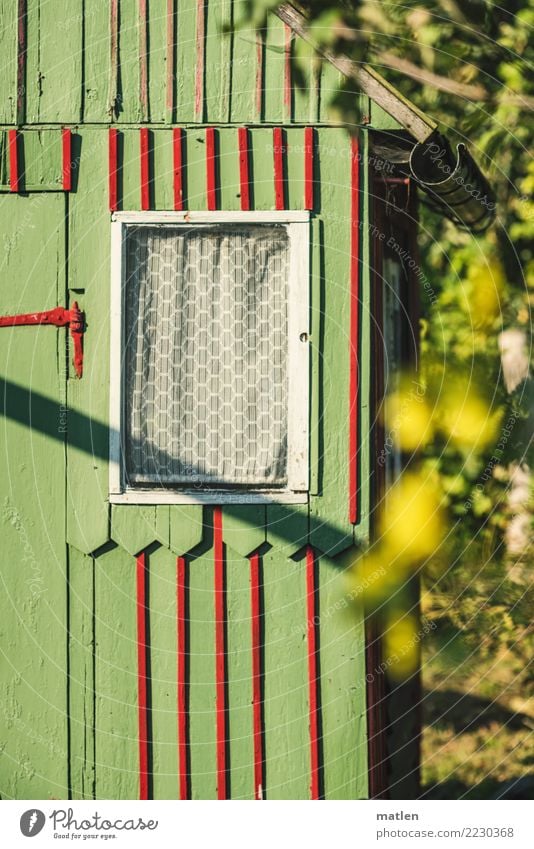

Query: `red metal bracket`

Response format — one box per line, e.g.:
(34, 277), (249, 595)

(0, 302), (85, 378)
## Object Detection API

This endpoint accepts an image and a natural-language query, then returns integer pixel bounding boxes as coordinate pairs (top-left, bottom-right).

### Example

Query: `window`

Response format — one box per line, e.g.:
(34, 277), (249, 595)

(109, 212), (310, 504)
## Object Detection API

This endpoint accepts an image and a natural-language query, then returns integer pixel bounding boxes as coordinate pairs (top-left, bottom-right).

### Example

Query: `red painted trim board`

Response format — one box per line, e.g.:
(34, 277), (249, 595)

(213, 506), (227, 799)
(62, 128), (72, 191)
(108, 128), (118, 212)
(140, 127), (150, 211)
(250, 551), (264, 799)
(304, 126), (314, 211)
(238, 127), (250, 212)
(136, 551), (149, 800)
(206, 127), (217, 211)
(8, 130), (19, 193)
(306, 546), (320, 800)
(273, 127), (285, 211)
(173, 127), (184, 211)
(177, 556), (188, 800)
(349, 137), (360, 524)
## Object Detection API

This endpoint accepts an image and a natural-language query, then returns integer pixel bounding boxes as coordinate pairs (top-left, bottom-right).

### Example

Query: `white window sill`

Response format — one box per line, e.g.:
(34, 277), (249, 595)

(109, 489), (309, 505)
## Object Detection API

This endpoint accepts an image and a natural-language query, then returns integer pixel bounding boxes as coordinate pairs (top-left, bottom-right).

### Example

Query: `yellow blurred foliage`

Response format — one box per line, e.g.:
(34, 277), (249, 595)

(383, 613), (419, 680)
(438, 381), (501, 451)
(465, 259), (505, 327)
(385, 382), (434, 451)
(379, 472), (445, 563)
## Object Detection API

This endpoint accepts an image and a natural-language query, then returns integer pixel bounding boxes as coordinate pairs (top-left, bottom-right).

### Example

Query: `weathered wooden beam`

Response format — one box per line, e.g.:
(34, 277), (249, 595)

(274, 3), (437, 142)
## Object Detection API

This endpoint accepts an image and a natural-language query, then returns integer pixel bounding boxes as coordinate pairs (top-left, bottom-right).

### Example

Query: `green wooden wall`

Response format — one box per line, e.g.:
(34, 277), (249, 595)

(0, 0), (398, 800)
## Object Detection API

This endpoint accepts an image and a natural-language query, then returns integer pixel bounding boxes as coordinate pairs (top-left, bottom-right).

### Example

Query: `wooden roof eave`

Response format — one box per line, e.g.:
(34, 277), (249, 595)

(275, 3), (438, 143)
(276, 3), (496, 231)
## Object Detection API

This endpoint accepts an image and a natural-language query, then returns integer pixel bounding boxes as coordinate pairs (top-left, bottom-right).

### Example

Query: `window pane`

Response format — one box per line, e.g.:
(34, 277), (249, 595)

(123, 225), (290, 488)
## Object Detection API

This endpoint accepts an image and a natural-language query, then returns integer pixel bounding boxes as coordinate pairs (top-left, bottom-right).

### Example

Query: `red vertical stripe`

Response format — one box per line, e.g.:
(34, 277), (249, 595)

(283, 24), (292, 120)
(108, 128), (118, 212)
(195, 0), (206, 121)
(250, 552), (264, 799)
(214, 506), (227, 800)
(306, 546), (320, 800)
(238, 127), (250, 212)
(137, 552), (149, 800)
(173, 127), (184, 211)
(62, 128), (72, 191)
(206, 127), (217, 211)
(349, 137), (360, 524)
(273, 127), (285, 211)
(140, 127), (150, 211)
(8, 130), (19, 193)
(177, 556), (188, 800)
(304, 126), (314, 211)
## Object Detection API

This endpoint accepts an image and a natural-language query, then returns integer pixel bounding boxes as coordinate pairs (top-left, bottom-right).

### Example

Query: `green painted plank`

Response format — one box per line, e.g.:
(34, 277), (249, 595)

(66, 129), (111, 555)
(149, 546), (179, 799)
(286, 126), (305, 209)
(169, 505), (205, 555)
(116, 1), (142, 123)
(265, 503), (308, 555)
(263, 549), (309, 799)
(68, 547), (96, 800)
(223, 505), (265, 557)
(21, 130), (63, 190)
(94, 545), (139, 799)
(175, 0), (198, 123)
(83, 0), (111, 123)
(293, 49), (317, 125)
(121, 128), (141, 210)
(185, 129), (208, 210)
(0, 0), (17, 123)
(188, 547), (217, 799)
(0, 193), (68, 799)
(225, 544), (254, 798)
(318, 61), (342, 124)
(218, 127), (242, 211)
(230, 8), (259, 123)
(263, 14), (285, 124)
(152, 129), (174, 210)
(205, 0), (232, 123)
(249, 127), (275, 210)
(147, 1), (169, 124)
(309, 128), (354, 556)
(26, 0), (83, 123)
(111, 506), (161, 556)
(317, 554), (367, 799)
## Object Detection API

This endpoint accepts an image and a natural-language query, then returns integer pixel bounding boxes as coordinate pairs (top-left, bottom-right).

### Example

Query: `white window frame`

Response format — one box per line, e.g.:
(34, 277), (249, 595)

(109, 210), (310, 505)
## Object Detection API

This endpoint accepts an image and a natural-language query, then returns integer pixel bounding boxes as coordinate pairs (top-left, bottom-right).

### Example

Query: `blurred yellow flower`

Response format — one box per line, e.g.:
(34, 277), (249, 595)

(383, 613), (419, 680)
(465, 259), (505, 327)
(379, 472), (445, 562)
(438, 381), (501, 451)
(385, 381), (434, 451)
